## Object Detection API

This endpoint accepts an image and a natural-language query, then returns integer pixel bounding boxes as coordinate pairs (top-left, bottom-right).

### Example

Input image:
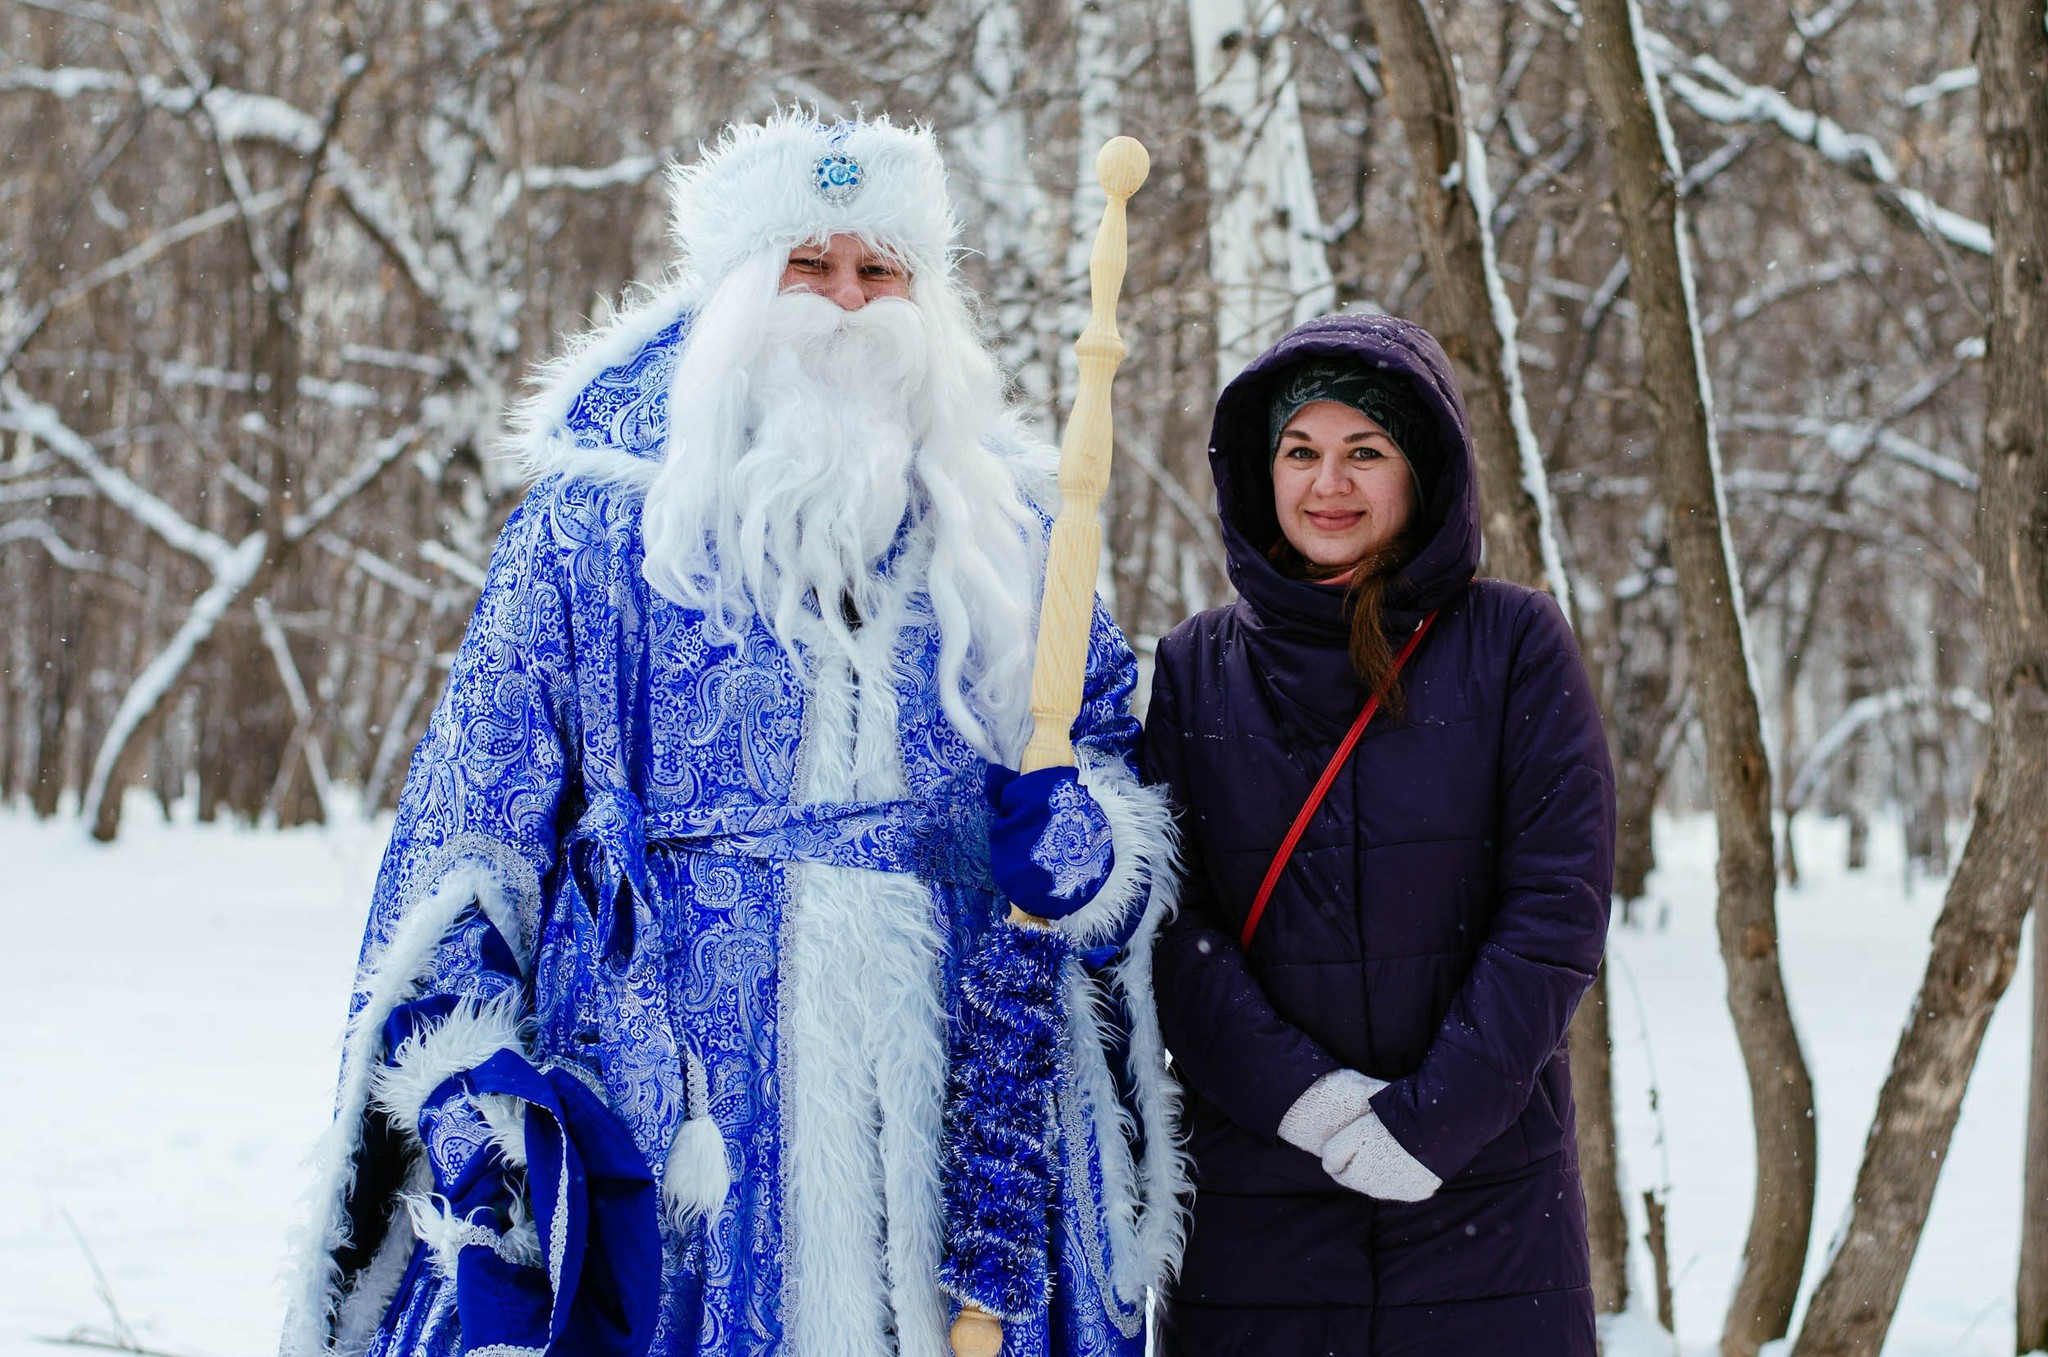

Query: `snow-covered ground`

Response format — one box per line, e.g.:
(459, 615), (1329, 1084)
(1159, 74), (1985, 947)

(0, 803), (2031, 1355)
(1602, 815), (2033, 1357)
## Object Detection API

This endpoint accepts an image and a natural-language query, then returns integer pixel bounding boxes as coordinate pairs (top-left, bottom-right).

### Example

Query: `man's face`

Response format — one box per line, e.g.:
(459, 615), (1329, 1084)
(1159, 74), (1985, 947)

(780, 234), (912, 310)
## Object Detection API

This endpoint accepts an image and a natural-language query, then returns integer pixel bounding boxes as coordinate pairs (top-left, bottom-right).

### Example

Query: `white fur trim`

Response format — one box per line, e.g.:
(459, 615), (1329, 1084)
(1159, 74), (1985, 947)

(502, 276), (703, 484)
(1050, 748), (1177, 946)
(329, 1158), (432, 1357)
(370, 992), (528, 1141)
(1060, 963), (1147, 1335)
(278, 853), (539, 1357)
(1278, 1070), (1387, 1156)
(781, 861), (952, 1357)
(1322, 1109), (1442, 1203)
(1069, 833), (1192, 1309)
(667, 109), (957, 289)
(475, 1093), (530, 1171)
(410, 841), (540, 970)
(403, 1192), (545, 1281)
(783, 656), (951, 1357)
(525, 438), (663, 491)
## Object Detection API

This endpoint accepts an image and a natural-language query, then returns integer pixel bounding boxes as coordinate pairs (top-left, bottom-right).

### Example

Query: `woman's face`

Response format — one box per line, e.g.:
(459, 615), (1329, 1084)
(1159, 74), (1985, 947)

(1271, 399), (1417, 578)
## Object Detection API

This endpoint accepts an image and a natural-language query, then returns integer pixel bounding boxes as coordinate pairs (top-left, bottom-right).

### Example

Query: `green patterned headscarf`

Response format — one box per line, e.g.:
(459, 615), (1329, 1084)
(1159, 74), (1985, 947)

(1268, 359), (1436, 507)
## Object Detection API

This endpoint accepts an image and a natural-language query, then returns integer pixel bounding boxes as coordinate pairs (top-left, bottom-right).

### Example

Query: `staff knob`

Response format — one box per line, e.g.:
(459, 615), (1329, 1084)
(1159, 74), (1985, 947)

(1096, 136), (1150, 200)
(951, 1306), (1004, 1357)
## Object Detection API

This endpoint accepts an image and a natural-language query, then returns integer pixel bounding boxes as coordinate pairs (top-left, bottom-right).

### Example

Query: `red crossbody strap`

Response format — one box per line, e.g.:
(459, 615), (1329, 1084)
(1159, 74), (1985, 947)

(1237, 609), (1440, 951)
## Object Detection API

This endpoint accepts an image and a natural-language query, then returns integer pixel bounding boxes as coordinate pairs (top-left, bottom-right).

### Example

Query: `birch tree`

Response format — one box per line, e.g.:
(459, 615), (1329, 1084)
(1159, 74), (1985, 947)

(1187, 0), (1336, 380)
(1575, 1), (1816, 1351)
(945, 0), (1061, 409)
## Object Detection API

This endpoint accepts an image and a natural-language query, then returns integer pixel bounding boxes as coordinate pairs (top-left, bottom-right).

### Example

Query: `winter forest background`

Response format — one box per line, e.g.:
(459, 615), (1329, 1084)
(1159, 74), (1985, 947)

(2, 0), (2045, 1355)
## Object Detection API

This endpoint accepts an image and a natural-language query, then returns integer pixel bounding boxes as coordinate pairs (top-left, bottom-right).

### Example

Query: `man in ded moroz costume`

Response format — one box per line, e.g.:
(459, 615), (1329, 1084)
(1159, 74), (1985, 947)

(281, 111), (1183, 1357)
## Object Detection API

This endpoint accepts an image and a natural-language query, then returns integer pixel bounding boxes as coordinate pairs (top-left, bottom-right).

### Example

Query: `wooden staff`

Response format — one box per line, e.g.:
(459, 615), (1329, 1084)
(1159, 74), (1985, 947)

(948, 133), (1151, 1357)
(1016, 135), (1152, 778)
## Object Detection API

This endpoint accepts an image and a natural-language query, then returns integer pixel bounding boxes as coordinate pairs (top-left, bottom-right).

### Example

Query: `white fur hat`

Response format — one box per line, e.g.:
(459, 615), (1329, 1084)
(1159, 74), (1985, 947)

(666, 108), (959, 286)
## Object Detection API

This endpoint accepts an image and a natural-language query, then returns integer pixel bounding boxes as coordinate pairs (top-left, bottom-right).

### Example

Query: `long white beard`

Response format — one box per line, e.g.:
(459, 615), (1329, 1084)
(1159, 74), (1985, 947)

(725, 292), (928, 650)
(641, 271), (1045, 762)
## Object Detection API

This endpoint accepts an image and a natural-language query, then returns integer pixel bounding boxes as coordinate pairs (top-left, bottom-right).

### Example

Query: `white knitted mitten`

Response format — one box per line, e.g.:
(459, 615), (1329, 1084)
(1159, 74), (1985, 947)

(1277, 1069), (1386, 1154)
(1321, 1111), (1442, 1203)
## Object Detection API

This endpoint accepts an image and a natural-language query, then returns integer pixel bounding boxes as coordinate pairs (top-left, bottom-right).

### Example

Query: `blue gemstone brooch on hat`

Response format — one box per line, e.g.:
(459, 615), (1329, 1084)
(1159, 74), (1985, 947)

(813, 153), (863, 205)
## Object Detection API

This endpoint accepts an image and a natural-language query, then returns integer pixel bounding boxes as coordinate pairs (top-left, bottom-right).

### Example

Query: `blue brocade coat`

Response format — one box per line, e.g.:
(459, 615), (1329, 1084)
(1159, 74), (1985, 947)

(280, 288), (1185, 1357)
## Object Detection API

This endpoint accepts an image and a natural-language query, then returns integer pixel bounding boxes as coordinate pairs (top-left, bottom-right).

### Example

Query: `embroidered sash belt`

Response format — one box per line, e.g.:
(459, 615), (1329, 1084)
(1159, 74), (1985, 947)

(568, 786), (997, 900)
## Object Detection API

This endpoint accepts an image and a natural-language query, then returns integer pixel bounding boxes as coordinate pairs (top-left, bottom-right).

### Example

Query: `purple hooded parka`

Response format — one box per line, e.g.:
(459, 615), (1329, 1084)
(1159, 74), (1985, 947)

(1144, 314), (1616, 1355)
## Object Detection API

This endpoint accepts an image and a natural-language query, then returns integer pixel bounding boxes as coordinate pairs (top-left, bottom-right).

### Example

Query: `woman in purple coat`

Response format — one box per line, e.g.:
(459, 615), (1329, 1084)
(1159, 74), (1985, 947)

(1145, 313), (1615, 1355)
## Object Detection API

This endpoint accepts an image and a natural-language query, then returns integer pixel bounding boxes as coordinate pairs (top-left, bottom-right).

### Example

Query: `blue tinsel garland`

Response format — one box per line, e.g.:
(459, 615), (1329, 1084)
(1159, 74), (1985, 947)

(938, 918), (1072, 1321)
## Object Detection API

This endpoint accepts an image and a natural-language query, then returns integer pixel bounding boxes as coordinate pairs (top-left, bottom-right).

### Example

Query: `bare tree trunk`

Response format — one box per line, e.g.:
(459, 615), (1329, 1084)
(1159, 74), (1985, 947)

(1571, 963), (1631, 1314)
(1575, 2), (1816, 1352)
(1353, 0), (1619, 1311)
(1644, 1188), (1675, 1333)
(1350, 0), (1556, 595)
(1792, 4), (2048, 1352)
(2025, 905), (2048, 1353)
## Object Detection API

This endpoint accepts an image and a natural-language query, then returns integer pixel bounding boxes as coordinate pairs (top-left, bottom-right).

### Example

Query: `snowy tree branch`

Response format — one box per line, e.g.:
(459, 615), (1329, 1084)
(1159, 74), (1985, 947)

(1719, 414), (1976, 491)
(1701, 255), (1883, 335)
(519, 153), (661, 192)
(0, 474), (93, 503)
(0, 517), (148, 586)
(148, 0), (291, 294)
(313, 532), (445, 605)
(283, 425), (418, 542)
(0, 377), (236, 569)
(417, 540), (490, 591)
(78, 530), (268, 836)
(1785, 685), (1990, 812)
(253, 594), (335, 820)
(1648, 38), (1992, 256)
(1898, 67), (1977, 108)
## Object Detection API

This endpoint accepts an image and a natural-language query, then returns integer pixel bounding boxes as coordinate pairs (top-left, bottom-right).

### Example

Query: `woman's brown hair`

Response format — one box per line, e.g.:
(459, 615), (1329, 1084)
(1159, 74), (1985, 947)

(1267, 524), (1422, 716)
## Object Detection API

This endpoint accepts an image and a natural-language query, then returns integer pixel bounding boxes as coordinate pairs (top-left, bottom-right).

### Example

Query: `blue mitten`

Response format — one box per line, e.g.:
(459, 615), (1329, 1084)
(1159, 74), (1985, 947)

(986, 765), (1116, 920)
(376, 996), (659, 1357)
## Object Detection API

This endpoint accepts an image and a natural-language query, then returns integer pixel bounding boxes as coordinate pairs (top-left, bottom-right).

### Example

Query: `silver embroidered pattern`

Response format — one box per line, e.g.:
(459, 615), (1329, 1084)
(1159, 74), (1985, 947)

(812, 153), (863, 205)
(1029, 778), (1114, 899)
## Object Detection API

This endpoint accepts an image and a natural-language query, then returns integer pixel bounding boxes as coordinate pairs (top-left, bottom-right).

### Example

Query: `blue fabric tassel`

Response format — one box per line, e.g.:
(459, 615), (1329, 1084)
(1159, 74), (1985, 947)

(939, 919), (1071, 1321)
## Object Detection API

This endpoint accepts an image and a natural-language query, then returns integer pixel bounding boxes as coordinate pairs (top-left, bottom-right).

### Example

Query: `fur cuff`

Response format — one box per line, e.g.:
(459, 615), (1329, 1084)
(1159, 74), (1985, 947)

(1278, 1070), (1388, 1155)
(371, 992), (528, 1141)
(403, 1192), (544, 1282)
(1053, 750), (1176, 947)
(1321, 1108), (1442, 1203)
(280, 851), (540, 1357)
